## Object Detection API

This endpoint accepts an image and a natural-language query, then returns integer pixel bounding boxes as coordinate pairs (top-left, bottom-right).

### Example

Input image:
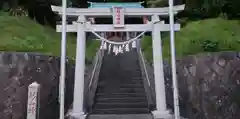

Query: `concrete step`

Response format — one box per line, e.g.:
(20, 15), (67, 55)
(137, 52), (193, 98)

(97, 79), (144, 85)
(94, 102), (148, 108)
(97, 84), (145, 89)
(96, 92), (146, 97)
(87, 114), (153, 119)
(92, 108), (150, 114)
(95, 97), (147, 103)
(98, 80), (144, 85)
(96, 87), (145, 93)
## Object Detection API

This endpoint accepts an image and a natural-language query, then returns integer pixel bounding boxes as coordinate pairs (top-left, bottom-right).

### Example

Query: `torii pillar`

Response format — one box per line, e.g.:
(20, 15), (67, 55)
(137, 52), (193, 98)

(71, 16), (86, 119)
(151, 15), (171, 119)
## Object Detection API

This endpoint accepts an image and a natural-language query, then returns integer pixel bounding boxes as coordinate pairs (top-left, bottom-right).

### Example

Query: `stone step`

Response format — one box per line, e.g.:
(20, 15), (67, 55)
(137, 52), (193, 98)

(96, 87), (145, 93)
(97, 79), (143, 84)
(96, 92), (146, 97)
(119, 83), (145, 87)
(87, 114), (153, 119)
(98, 79), (143, 86)
(121, 69), (142, 72)
(92, 108), (150, 114)
(97, 84), (145, 89)
(99, 75), (143, 80)
(95, 97), (147, 103)
(97, 80), (144, 86)
(94, 102), (149, 109)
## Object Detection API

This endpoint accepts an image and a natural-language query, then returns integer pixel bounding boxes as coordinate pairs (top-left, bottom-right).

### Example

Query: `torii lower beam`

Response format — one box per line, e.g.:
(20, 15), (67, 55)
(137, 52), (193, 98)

(56, 24), (181, 32)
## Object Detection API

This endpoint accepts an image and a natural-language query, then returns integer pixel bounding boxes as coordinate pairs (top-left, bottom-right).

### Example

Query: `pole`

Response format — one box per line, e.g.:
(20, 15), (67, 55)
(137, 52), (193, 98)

(59, 0), (67, 118)
(168, 0), (180, 119)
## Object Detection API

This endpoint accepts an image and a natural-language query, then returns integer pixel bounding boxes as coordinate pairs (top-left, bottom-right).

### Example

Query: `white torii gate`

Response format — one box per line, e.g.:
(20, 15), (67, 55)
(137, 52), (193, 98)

(51, 4), (185, 119)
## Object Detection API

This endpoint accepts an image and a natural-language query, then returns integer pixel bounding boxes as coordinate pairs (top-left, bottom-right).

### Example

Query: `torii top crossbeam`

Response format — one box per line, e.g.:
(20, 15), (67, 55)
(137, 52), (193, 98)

(51, 4), (185, 32)
(51, 4), (185, 17)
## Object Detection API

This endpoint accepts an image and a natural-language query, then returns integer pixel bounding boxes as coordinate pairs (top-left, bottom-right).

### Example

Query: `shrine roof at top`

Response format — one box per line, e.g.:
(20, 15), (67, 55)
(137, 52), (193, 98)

(55, 2), (147, 24)
(86, 2), (147, 24)
(87, 2), (146, 19)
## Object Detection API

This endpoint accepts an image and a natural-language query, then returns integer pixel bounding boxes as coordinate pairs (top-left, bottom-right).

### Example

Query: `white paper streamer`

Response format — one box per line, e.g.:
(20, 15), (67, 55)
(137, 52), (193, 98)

(132, 41), (136, 48)
(108, 44), (112, 54)
(113, 45), (117, 54)
(114, 45), (119, 55)
(99, 33), (143, 54)
(125, 43), (130, 52)
(103, 42), (107, 49)
(119, 45), (123, 53)
(100, 41), (104, 49)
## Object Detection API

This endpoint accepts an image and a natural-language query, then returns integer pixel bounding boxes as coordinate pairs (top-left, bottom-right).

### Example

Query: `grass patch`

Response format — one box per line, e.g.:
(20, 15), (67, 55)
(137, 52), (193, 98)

(0, 12), (100, 62)
(2, 12), (240, 64)
(142, 18), (240, 62)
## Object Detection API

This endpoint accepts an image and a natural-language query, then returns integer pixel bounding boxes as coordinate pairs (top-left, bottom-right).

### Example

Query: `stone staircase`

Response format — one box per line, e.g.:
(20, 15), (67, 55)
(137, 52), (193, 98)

(90, 49), (151, 114)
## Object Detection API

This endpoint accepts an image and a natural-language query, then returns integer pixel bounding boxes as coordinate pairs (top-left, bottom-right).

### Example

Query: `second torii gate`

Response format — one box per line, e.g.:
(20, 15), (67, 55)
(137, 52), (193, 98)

(51, 3), (185, 119)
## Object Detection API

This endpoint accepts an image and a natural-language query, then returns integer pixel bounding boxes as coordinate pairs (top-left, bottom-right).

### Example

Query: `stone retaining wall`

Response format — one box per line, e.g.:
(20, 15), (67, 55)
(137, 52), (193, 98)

(163, 52), (240, 119)
(1, 51), (240, 119)
(0, 52), (76, 119)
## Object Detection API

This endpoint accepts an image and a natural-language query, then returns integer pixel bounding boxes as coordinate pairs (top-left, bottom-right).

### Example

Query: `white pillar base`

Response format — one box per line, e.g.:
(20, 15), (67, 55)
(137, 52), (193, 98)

(69, 112), (86, 119)
(152, 110), (172, 119)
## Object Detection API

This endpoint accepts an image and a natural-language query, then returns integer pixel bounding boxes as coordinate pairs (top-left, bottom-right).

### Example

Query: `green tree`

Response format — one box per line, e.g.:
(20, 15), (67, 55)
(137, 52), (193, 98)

(146, 0), (168, 7)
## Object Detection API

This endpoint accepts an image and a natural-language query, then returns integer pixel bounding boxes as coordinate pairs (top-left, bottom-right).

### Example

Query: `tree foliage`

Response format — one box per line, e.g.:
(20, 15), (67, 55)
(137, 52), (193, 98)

(2, 0), (240, 23)
(147, 0), (240, 19)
